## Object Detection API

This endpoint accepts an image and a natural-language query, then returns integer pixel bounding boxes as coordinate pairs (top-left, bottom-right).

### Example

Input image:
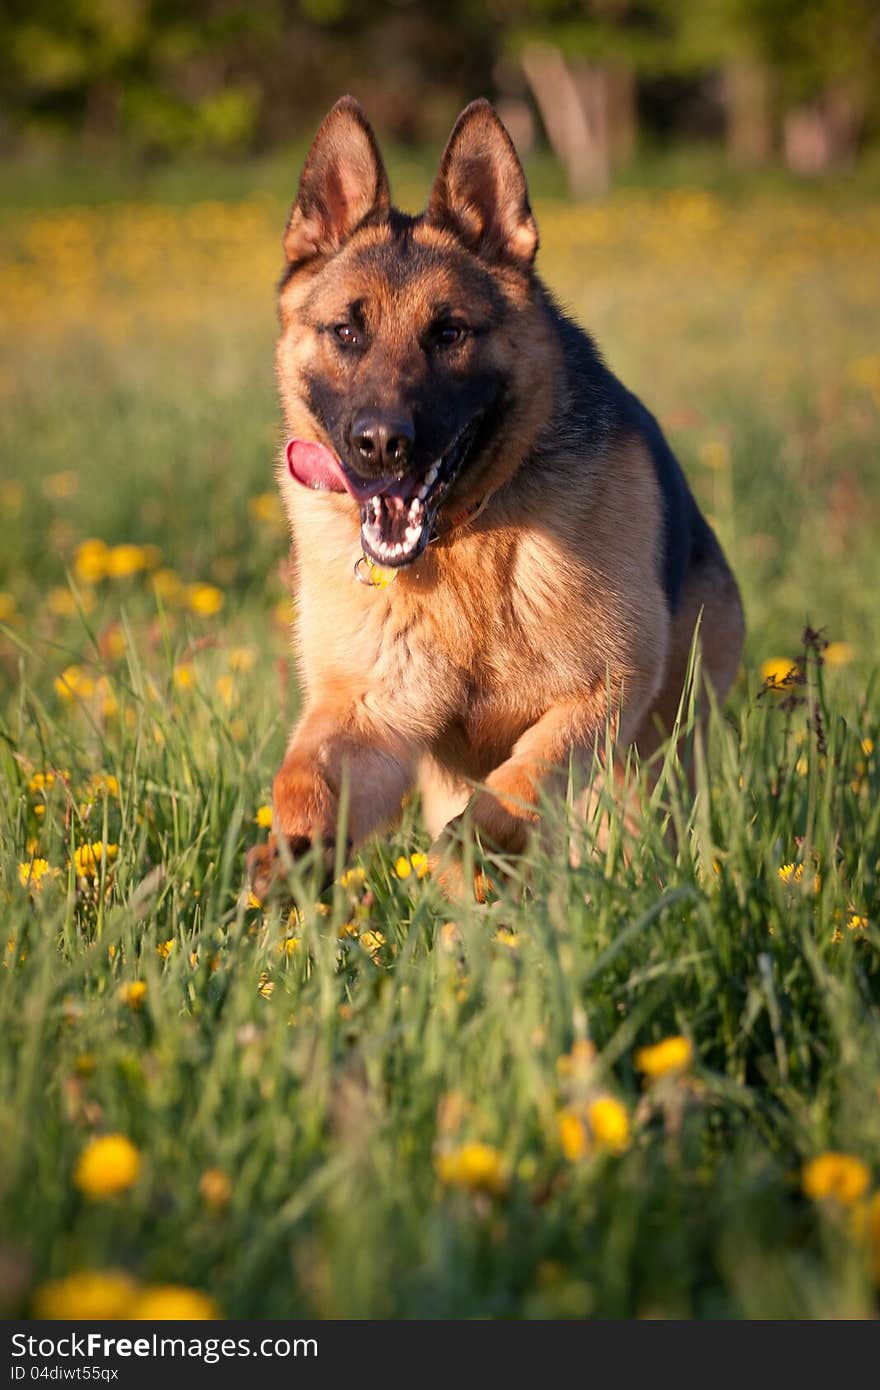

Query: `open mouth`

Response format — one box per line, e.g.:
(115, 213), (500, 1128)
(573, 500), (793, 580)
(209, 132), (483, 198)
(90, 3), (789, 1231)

(286, 419), (481, 569)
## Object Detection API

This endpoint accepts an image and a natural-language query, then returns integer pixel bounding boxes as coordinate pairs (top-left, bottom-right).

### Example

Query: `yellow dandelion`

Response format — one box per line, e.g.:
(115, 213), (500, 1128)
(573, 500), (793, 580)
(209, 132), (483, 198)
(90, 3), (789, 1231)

(410, 851), (429, 879)
(558, 1108), (589, 1162)
(824, 642), (854, 668)
(339, 865), (366, 889)
(247, 890), (263, 910)
(257, 972), (274, 998)
(156, 939), (175, 959)
(173, 662), (195, 690)
(249, 492), (280, 524)
(437, 1142), (508, 1196)
(228, 646), (256, 672)
(215, 674), (235, 708)
(73, 841), (118, 879)
(761, 657), (797, 688)
(89, 772), (119, 798)
(186, 583), (224, 617)
(73, 539), (108, 584)
(635, 1034), (694, 1080)
(48, 586), (95, 617)
(151, 568), (182, 603)
(32, 1269), (138, 1320)
(360, 929), (386, 955)
(119, 980), (147, 1010)
(199, 1168), (232, 1210)
(802, 1152), (870, 1205)
(494, 927), (519, 949)
(18, 858), (55, 890)
(556, 1039), (598, 1078)
(105, 544), (149, 579)
(588, 1096), (631, 1153)
(847, 914), (868, 935)
(42, 470), (80, 500)
(861, 738), (874, 757)
(28, 770), (55, 794)
(55, 665), (95, 702)
(778, 861), (821, 894)
(394, 855), (411, 879)
(277, 935), (300, 957)
(129, 1286), (219, 1320)
(74, 1135), (141, 1199)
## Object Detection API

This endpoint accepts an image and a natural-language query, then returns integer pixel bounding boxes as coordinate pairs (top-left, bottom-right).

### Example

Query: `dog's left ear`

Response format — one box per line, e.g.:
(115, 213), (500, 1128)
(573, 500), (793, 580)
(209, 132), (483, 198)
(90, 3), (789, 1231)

(427, 100), (538, 267)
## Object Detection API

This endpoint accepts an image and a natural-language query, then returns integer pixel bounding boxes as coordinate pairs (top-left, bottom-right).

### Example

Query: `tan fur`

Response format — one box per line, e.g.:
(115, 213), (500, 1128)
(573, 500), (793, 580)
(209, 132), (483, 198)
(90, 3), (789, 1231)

(248, 100), (745, 898)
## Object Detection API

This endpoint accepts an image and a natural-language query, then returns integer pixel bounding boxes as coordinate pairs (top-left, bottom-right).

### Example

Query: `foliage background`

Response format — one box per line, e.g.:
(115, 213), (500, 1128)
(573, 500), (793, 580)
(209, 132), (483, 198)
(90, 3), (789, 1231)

(1, 0), (879, 1325)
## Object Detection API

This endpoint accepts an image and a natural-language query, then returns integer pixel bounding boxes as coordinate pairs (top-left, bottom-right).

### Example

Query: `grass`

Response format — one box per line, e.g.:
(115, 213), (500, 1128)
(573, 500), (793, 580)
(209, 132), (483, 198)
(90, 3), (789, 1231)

(1, 161), (879, 1319)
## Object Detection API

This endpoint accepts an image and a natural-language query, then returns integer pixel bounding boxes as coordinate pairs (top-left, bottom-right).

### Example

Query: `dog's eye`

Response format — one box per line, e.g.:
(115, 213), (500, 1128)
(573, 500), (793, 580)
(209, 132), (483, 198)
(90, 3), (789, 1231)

(334, 324), (360, 348)
(434, 322), (467, 348)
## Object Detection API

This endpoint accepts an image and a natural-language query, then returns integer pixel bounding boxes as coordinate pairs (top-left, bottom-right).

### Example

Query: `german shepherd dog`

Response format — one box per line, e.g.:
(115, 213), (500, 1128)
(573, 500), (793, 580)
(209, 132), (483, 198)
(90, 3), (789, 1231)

(248, 96), (744, 898)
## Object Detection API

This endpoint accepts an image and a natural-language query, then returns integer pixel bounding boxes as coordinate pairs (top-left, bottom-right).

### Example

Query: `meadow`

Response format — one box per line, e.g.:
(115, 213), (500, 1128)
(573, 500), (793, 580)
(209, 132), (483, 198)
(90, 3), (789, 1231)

(1, 153), (879, 1319)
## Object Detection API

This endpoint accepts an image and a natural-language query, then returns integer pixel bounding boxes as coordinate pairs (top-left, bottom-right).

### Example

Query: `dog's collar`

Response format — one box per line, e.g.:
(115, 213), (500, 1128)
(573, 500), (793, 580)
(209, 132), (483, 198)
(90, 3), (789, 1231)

(354, 494), (488, 588)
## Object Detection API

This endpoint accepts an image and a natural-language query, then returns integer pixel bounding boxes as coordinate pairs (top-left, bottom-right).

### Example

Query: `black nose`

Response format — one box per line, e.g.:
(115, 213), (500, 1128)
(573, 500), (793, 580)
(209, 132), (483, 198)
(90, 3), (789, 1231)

(351, 412), (414, 472)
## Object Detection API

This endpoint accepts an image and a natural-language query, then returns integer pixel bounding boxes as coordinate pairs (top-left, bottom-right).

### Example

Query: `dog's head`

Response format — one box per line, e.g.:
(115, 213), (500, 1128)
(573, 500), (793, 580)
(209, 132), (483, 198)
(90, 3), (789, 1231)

(276, 97), (558, 568)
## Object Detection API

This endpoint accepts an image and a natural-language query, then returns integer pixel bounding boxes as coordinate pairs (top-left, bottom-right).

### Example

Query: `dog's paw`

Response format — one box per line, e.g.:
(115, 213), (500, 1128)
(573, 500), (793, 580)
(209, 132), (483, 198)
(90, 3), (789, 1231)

(246, 833), (311, 902)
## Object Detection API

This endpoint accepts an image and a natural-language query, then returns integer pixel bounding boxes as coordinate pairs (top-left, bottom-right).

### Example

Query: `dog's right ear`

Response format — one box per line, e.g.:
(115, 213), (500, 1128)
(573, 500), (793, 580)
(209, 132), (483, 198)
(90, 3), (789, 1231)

(284, 97), (390, 267)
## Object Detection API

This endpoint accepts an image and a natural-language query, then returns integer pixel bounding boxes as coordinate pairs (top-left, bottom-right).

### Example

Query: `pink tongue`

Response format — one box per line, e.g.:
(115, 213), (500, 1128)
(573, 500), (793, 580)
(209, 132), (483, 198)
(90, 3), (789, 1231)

(286, 439), (347, 493)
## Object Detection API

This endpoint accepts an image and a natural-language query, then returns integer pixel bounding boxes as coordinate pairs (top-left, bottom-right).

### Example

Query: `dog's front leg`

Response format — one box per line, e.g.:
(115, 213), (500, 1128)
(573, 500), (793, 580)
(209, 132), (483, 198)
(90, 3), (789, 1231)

(248, 700), (416, 898)
(431, 687), (643, 893)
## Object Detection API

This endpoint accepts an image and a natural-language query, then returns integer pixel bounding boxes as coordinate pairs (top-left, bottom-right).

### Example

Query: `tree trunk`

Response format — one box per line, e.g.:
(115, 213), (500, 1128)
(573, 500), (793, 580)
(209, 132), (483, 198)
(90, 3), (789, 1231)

(520, 43), (610, 198)
(723, 62), (772, 165)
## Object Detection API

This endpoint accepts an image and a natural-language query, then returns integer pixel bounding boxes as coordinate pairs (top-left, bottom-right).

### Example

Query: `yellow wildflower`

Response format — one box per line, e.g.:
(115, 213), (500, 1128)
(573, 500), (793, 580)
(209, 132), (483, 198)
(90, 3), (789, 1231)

(556, 1040), (598, 1078)
(410, 851), (429, 879)
(215, 674), (235, 708)
(87, 772), (119, 799)
(42, 470), (79, 500)
(48, 586), (95, 617)
(151, 568), (182, 603)
(156, 939), (175, 959)
(74, 1135), (141, 1199)
(55, 665), (95, 701)
(394, 855), (411, 879)
(173, 662), (195, 690)
(228, 646), (256, 672)
(861, 738), (874, 757)
(761, 656), (797, 688)
(73, 841), (118, 879)
(249, 492), (280, 524)
(257, 972), (274, 998)
(32, 1269), (138, 1320)
(558, 1108), (589, 1162)
(339, 865), (366, 889)
(437, 1142), (508, 1196)
(588, 1096), (631, 1153)
(28, 771), (55, 794)
(824, 641), (854, 667)
(199, 1168), (232, 1210)
(129, 1286), (220, 1320)
(778, 861), (821, 894)
(119, 981), (147, 1010)
(635, 1034), (694, 1080)
(186, 583), (224, 617)
(802, 1152), (870, 1205)
(105, 544), (149, 579)
(18, 858), (54, 890)
(73, 539), (108, 584)
(247, 890), (262, 909)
